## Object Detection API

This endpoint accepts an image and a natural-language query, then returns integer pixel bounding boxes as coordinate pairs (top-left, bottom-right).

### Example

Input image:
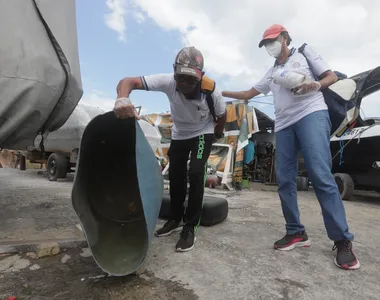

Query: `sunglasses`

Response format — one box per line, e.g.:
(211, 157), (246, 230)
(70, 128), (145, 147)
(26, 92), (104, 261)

(175, 74), (200, 85)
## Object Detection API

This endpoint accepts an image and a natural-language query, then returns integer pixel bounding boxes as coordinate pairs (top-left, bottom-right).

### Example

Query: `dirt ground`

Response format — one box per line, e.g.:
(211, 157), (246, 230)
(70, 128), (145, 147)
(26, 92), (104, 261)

(1, 169), (380, 300)
(0, 249), (198, 300)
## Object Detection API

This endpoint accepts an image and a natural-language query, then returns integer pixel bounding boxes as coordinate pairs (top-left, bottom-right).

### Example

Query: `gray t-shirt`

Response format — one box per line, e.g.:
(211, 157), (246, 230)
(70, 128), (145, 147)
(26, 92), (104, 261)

(141, 73), (226, 140)
(253, 45), (330, 132)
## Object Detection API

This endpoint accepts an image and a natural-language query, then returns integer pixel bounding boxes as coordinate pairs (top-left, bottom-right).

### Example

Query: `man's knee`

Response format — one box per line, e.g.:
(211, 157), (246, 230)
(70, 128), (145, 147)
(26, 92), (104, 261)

(188, 164), (205, 180)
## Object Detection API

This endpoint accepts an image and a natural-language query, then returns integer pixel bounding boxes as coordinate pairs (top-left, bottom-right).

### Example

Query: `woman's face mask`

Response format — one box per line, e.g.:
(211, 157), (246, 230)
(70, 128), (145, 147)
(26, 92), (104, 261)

(265, 40), (283, 58)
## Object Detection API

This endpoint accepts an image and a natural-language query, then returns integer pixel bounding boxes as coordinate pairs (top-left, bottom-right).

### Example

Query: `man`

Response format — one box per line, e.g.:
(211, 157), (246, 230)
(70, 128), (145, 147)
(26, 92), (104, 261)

(114, 46), (226, 252)
(222, 24), (360, 270)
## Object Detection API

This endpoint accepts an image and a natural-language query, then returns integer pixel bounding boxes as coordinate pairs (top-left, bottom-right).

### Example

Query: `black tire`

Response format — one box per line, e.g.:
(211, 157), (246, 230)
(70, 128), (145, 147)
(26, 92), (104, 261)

(201, 196), (229, 226)
(159, 191), (229, 226)
(47, 153), (68, 181)
(296, 176), (309, 191)
(159, 192), (171, 219)
(334, 173), (354, 201)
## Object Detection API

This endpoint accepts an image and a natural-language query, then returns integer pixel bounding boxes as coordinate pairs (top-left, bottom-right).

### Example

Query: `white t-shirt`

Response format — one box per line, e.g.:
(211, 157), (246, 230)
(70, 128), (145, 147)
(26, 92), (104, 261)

(253, 45), (330, 132)
(141, 73), (226, 140)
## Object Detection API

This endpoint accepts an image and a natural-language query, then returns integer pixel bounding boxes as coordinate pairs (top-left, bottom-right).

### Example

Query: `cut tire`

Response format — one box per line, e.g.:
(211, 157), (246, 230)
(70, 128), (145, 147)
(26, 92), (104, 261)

(334, 173), (354, 201)
(159, 191), (228, 226)
(47, 153), (68, 181)
(296, 176), (309, 191)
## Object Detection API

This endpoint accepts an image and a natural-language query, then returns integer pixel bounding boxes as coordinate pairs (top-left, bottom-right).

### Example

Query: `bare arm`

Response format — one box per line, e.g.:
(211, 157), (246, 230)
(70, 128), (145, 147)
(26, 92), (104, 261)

(114, 77), (144, 119)
(222, 87), (261, 101)
(318, 70), (338, 90)
(116, 77), (144, 98)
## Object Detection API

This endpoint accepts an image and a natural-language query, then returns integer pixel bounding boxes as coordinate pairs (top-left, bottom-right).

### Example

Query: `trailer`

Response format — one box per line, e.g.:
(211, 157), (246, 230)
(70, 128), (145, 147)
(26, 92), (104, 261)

(26, 103), (105, 181)
(24, 104), (163, 181)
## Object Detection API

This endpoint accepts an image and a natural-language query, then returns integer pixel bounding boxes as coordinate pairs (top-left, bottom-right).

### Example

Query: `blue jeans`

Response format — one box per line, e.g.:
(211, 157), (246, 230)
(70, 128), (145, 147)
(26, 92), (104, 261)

(275, 110), (354, 241)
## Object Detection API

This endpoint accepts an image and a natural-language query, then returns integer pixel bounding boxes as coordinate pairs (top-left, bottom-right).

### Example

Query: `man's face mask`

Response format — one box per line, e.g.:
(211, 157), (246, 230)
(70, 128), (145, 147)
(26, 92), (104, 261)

(175, 74), (200, 94)
(265, 38), (283, 58)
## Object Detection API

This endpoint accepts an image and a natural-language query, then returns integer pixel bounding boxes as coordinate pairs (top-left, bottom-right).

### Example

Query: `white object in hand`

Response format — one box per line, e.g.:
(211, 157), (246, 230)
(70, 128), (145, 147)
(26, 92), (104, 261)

(272, 69), (306, 89)
(293, 79), (321, 96)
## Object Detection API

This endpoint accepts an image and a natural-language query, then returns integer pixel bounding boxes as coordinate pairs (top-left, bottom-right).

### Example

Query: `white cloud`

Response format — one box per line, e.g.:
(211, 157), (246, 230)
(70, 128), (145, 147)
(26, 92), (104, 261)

(79, 90), (149, 115)
(132, 0), (380, 80)
(127, 0), (380, 115)
(80, 90), (115, 112)
(105, 0), (127, 41)
(133, 11), (145, 23)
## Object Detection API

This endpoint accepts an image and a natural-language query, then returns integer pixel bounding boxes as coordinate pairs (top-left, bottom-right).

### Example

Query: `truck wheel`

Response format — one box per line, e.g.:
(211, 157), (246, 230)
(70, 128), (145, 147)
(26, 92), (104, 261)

(47, 153), (68, 181)
(334, 173), (354, 201)
(296, 176), (309, 191)
(159, 192), (229, 226)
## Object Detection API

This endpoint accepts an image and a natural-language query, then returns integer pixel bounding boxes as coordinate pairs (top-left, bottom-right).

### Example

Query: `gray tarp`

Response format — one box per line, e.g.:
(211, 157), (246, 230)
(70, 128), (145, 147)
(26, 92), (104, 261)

(0, 0), (83, 150)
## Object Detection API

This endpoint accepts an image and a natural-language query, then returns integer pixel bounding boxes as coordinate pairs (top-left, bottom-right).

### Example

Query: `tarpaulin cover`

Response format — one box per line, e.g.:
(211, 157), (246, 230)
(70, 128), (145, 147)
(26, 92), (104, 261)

(71, 112), (164, 276)
(0, 0), (83, 150)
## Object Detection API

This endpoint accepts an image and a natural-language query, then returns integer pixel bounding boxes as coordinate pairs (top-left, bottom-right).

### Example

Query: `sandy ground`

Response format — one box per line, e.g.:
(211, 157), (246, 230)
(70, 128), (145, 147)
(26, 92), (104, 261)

(1, 169), (380, 300)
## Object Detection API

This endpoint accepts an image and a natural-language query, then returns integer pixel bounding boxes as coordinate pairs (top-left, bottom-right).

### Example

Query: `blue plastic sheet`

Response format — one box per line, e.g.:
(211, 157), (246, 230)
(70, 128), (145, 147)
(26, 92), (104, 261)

(244, 140), (255, 165)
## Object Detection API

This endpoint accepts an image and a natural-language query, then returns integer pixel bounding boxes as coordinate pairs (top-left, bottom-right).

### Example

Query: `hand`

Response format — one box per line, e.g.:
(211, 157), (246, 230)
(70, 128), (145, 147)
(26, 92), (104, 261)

(213, 131), (224, 142)
(113, 97), (140, 120)
(292, 80), (321, 96)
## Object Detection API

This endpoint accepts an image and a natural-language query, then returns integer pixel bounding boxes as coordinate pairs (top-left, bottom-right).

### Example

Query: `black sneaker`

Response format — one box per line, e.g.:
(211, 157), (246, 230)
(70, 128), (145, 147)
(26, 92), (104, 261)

(274, 231), (311, 251)
(155, 220), (182, 237)
(332, 240), (360, 270)
(175, 225), (196, 252)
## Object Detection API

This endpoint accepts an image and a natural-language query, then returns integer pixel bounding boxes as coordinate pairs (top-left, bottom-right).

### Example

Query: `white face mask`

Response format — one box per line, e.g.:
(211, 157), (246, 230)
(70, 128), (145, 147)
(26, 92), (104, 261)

(265, 41), (282, 58)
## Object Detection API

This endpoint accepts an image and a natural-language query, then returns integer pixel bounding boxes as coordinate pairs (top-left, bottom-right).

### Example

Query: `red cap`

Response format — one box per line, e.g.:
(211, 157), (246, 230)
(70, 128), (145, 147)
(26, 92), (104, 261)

(259, 24), (288, 48)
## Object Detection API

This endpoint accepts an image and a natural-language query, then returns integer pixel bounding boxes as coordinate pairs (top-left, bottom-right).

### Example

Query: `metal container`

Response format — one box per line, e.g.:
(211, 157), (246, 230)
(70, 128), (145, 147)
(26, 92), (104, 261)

(72, 112), (163, 276)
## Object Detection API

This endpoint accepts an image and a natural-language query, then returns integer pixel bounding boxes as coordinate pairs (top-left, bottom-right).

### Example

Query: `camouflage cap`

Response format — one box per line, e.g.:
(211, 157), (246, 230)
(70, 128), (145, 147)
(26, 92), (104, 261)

(174, 46), (204, 79)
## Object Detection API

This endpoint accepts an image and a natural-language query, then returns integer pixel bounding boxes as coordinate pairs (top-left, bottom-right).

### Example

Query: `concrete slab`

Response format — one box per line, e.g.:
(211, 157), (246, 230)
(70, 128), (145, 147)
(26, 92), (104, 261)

(1, 168), (380, 299)
(0, 169), (79, 242)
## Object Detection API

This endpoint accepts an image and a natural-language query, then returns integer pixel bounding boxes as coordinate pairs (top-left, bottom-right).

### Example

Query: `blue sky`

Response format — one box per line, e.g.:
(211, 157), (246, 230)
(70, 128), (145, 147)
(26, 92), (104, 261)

(75, 0), (276, 119)
(75, 0), (380, 120)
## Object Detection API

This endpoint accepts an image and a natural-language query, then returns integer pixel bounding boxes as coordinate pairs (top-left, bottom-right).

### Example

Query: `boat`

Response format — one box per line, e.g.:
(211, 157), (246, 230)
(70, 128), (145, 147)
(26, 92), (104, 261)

(330, 66), (380, 200)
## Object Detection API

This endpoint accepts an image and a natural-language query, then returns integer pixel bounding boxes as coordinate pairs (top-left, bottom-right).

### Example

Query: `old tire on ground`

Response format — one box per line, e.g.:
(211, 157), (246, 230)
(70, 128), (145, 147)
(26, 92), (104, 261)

(159, 191), (228, 226)
(296, 176), (309, 191)
(334, 173), (354, 201)
(47, 153), (68, 181)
